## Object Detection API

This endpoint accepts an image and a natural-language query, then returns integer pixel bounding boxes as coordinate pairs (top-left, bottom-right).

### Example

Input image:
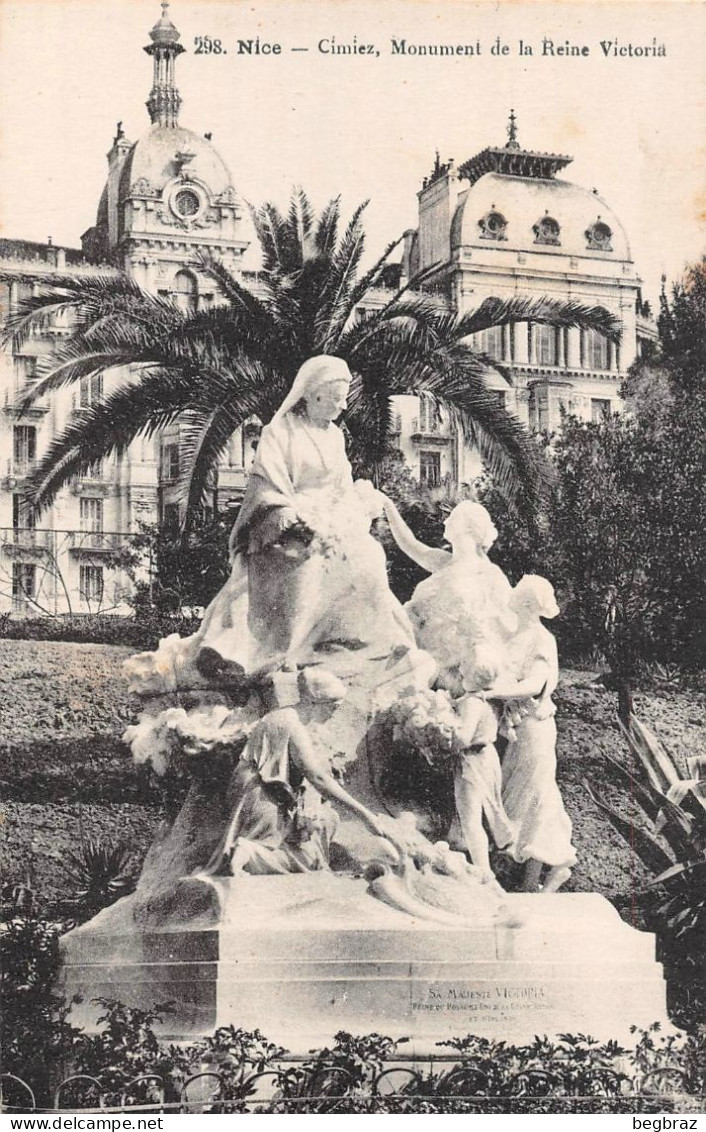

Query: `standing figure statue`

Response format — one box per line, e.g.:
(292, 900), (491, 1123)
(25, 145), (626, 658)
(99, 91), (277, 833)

(489, 575), (576, 893)
(379, 496), (517, 871)
(381, 497), (516, 691)
(194, 356), (416, 674)
(450, 648), (516, 878)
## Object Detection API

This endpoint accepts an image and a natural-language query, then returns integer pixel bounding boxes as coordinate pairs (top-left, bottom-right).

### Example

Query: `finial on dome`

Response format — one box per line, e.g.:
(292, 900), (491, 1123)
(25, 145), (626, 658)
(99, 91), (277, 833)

(149, 0), (181, 46)
(506, 109), (520, 149)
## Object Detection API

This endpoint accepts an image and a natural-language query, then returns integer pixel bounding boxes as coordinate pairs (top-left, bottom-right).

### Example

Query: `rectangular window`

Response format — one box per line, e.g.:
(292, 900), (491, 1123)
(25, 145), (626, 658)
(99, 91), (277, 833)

(162, 502), (180, 531)
(13, 425), (36, 470)
(162, 443), (180, 480)
(80, 497), (103, 533)
(492, 390), (507, 409)
(12, 562), (36, 609)
(418, 394), (438, 434)
(591, 398), (611, 422)
(585, 330), (609, 371)
(535, 325), (558, 366)
(80, 564), (104, 604)
(79, 373), (104, 408)
(419, 450), (441, 488)
(483, 325), (504, 360)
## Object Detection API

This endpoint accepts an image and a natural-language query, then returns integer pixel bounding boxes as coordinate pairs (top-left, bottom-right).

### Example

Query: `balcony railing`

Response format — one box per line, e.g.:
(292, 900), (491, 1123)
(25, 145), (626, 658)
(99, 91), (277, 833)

(3, 460), (37, 488)
(67, 531), (126, 554)
(409, 416), (452, 445)
(0, 528), (53, 554)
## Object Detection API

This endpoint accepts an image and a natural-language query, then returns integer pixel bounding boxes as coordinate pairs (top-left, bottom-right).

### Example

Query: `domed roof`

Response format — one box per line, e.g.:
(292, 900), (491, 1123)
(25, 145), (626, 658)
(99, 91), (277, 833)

(148, 0), (181, 47)
(117, 125), (234, 201)
(450, 172), (631, 261)
(95, 182), (109, 228)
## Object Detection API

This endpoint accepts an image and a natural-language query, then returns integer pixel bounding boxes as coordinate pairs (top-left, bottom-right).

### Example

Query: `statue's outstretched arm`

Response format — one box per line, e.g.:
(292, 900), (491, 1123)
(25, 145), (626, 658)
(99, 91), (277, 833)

(380, 495), (451, 574)
(287, 714), (401, 855)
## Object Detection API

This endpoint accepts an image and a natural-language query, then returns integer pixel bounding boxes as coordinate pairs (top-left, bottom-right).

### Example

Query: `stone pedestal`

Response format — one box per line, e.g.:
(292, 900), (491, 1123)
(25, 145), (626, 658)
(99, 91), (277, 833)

(60, 875), (670, 1053)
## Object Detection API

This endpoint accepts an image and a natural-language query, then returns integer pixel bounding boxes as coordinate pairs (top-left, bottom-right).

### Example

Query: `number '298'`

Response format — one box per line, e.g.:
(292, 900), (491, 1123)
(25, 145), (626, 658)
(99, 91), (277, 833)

(194, 36), (225, 54)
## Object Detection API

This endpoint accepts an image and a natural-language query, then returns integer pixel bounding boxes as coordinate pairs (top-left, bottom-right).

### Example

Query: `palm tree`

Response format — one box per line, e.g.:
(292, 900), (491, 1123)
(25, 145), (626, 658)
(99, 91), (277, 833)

(4, 189), (620, 524)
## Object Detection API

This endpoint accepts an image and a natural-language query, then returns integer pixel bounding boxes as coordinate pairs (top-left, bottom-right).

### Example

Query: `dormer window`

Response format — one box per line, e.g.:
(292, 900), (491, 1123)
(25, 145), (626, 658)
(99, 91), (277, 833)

(533, 214), (561, 246)
(585, 220), (613, 250)
(478, 211), (507, 241)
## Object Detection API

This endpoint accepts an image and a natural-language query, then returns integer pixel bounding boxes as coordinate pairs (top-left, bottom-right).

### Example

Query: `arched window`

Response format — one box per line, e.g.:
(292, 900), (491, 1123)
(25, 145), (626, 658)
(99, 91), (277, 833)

(173, 270), (198, 314)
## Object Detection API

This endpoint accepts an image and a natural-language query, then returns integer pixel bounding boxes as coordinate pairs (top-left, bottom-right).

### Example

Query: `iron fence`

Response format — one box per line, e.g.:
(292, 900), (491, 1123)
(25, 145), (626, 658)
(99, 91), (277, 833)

(1, 1059), (699, 1115)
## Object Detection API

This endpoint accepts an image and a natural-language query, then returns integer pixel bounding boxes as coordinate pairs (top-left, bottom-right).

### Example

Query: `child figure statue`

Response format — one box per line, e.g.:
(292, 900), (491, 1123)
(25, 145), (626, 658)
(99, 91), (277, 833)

(488, 575), (577, 893)
(450, 648), (516, 879)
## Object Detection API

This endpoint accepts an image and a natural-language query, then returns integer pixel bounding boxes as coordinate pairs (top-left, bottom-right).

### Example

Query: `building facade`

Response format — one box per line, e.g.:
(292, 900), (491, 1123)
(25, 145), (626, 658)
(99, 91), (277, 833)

(0, 3), (256, 616)
(393, 113), (656, 486)
(0, 7), (655, 616)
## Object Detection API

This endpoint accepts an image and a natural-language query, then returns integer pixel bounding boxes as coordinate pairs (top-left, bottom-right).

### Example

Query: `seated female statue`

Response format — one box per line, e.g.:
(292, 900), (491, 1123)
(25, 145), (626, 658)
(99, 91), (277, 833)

(193, 356), (416, 675)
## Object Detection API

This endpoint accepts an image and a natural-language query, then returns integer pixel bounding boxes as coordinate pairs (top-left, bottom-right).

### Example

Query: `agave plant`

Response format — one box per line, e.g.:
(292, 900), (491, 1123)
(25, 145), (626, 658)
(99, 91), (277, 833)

(3, 189), (621, 525)
(65, 838), (138, 911)
(584, 715), (706, 960)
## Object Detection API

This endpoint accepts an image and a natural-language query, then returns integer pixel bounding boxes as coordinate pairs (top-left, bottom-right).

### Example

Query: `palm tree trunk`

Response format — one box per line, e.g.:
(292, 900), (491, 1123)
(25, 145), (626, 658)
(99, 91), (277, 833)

(617, 679), (634, 726)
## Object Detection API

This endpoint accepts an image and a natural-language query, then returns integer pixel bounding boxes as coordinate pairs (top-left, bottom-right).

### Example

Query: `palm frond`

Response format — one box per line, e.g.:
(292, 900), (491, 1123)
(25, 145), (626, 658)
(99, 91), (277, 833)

(4, 274), (182, 354)
(191, 251), (272, 323)
(323, 236), (404, 351)
(287, 187), (316, 265)
(321, 202), (369, 323)
(178, 355), (283, 518)
(250, 201), (288, 273)
(456, 296), (622, 342)
(315, 196), (341, 257)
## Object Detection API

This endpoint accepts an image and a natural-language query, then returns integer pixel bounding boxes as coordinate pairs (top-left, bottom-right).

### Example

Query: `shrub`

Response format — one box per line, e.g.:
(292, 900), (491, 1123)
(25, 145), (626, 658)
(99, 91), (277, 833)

(0, 915), (81, 1106)
(0, 612), (201, 650)
(586, 714), (706, 1030)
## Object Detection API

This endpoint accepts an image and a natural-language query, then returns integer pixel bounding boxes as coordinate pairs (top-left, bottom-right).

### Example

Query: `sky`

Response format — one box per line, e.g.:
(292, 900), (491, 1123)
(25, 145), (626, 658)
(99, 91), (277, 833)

(0, 0), (704, 307)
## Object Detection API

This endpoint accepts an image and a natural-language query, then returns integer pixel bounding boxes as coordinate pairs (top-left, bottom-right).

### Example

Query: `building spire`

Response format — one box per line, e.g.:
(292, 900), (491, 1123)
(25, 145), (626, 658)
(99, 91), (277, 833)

(144, 0), (185, 128)
(506, 109), (519, 149)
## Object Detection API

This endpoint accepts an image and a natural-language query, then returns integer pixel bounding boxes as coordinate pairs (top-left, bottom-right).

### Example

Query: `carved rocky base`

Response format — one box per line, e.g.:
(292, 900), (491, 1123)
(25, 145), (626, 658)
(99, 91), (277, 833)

(59, 876), (670, 1053)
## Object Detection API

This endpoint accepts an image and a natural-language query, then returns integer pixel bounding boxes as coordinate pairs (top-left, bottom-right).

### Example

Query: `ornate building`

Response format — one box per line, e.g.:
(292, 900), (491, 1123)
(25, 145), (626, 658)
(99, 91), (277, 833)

(0, 10), (656, 615)
(392, 111), (656, 486)
(0, 2), (255, 616)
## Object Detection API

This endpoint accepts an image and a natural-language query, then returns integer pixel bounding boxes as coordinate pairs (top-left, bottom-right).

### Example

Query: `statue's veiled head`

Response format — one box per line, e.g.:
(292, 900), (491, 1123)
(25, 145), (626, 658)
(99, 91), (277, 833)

(275, 356), (352, 425)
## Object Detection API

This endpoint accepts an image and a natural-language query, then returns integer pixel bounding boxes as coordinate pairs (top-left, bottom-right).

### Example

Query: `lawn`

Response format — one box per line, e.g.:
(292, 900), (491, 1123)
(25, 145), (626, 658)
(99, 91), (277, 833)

(1, 638), (704, 916)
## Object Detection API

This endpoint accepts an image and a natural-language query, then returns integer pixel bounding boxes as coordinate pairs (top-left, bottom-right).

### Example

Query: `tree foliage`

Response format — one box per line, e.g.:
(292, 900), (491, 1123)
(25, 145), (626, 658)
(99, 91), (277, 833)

(2, 190), (619, 525)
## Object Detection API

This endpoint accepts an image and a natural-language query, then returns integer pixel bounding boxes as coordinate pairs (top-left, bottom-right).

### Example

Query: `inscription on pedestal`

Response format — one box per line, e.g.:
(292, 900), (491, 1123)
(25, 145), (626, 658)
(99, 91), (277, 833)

(411, 984), (551, 1018)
